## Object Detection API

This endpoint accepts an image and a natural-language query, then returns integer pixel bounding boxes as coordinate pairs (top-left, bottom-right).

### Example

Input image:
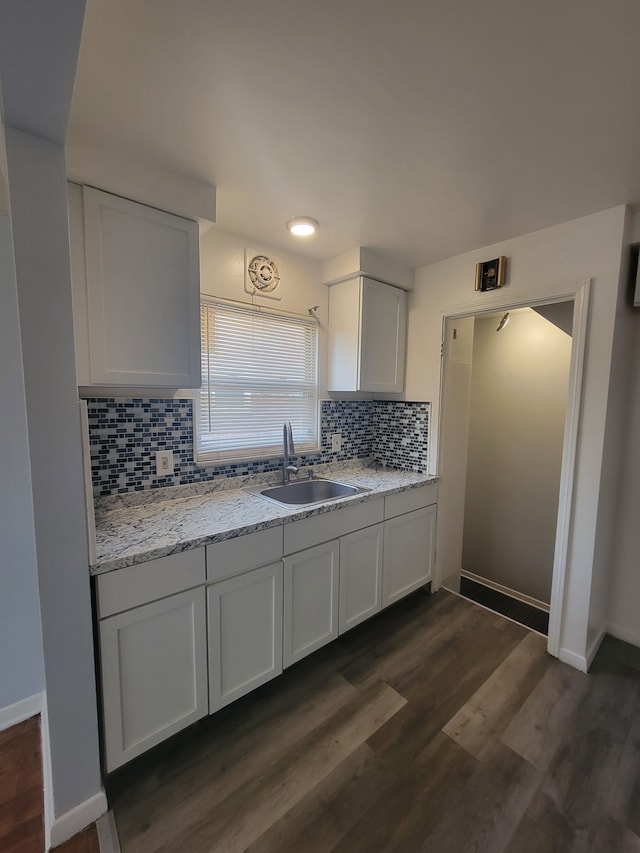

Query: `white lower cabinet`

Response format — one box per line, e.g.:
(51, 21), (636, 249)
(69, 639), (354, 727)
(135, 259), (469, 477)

(99, 586), (208, 772)
(383, 504), (436, 606)
(283, 540), (340, 667)
(339, 522), (384, 633)
(96, 486), (438, 771)
(208, 562), (283, 713)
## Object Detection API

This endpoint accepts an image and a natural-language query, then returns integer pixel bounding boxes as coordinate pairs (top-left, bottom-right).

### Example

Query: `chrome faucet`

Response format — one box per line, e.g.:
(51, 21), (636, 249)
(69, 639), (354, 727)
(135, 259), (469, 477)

(282, 421), (299, 483)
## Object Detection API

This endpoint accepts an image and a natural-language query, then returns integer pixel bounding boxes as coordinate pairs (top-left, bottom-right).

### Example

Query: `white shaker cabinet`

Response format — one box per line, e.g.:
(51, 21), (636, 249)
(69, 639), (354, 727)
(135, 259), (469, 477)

(339, 522), (384, 633)
(96, 548), (207, 772)
(382, 504), (436, 607)
(208, 562), (283, 713)
(80, 186), (201, 387)
(283, 540), (340, 667)
(328, 276), (407, 393)
(99, 586), (208, 772)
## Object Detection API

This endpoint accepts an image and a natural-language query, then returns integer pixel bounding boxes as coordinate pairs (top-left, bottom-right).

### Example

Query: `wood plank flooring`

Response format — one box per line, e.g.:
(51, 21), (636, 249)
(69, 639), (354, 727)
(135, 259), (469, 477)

(0, 715), (44, 853)
(106, 589), (640, 852)
(55, 824), (100, 853)
(459, 576), (550, 634)
(0, 713), (101, 853)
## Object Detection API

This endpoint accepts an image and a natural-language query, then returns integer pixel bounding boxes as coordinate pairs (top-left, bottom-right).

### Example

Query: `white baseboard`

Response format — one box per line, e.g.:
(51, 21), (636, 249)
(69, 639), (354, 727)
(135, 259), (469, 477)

(559, 626), (608, 674)
(460, 570), (550, 612)
(49, 790), (108, 849)
(96, 810), (121, 853)
(558, 646), (588, 673)
(0, 690), (45, 731)
(449, 588), (548, 638)
(607, 622), (640, 649)
(41, 697), (54, 852)
(586, 625), (607, 670)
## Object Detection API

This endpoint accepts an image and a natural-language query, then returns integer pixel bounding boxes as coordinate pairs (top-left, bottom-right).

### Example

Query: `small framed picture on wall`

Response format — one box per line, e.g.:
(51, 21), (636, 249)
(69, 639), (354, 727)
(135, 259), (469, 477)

(475, 256), (506, 291)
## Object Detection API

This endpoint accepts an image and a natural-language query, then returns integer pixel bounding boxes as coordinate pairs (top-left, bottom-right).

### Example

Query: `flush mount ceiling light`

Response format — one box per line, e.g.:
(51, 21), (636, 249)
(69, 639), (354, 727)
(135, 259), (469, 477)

(286, 217), (318, 237)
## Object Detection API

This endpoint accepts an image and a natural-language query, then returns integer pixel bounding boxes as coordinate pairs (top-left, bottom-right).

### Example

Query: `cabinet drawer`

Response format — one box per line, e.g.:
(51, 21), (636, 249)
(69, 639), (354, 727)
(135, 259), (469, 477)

(284, 498), (384, 555)
(384, 483), (437, 519)
(96, 548), (205, 619)
(206, 526), (283, 582)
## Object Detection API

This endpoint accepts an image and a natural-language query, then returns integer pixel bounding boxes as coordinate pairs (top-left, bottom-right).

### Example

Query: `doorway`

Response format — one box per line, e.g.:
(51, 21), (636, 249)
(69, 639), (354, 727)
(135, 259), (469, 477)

(435, 283), (589, 657)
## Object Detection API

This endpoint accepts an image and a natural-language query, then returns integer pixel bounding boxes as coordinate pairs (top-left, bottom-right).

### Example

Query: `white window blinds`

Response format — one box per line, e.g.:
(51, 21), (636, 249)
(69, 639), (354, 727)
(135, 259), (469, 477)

(197, 299), (319, 462)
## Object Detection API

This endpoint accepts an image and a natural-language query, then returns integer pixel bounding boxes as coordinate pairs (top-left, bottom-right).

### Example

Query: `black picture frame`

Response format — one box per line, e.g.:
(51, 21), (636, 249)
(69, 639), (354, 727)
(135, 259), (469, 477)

(475, 256), (506, 292)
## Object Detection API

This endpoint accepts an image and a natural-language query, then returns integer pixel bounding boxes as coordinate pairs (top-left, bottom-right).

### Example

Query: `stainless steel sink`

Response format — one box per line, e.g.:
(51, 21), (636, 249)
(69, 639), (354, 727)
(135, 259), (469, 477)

(246, 478), (366, 507)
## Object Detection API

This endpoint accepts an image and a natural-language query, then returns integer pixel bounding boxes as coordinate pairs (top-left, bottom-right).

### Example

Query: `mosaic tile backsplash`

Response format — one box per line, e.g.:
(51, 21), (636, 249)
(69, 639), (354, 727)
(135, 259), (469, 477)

(373, 401), (429, 473)
(87, 398), (428, 496)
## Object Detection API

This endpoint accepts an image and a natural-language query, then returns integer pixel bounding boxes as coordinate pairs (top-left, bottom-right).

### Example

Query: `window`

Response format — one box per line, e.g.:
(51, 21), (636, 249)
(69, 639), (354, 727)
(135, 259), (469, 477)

(197, 299), (319, 463)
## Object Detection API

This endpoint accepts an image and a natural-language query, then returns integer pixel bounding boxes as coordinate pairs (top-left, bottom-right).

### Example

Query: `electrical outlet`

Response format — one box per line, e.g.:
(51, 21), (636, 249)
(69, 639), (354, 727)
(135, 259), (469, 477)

(331, 433), (342, 453)
(155, 450), (174, 477)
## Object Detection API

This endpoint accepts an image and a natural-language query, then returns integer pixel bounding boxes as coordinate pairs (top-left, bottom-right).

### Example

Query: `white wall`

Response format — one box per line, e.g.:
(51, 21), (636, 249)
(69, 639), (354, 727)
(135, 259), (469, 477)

(5, 127), (104, 825)
(587, 210), (636, 655)
(608, 212), (640, 647)
(0, 3), (107, 842)
(437, 315), (474, 591)
(407, 205), (627, 665)
(199, 227), (328, 396)
(0, 210), (45, 711)
(462, 309), (572, 603)
(608, 320), (640, 646)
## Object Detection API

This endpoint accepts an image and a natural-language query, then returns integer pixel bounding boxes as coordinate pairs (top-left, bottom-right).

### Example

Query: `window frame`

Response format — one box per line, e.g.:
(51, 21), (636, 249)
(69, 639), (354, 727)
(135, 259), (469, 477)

(195, 298), (320, 466)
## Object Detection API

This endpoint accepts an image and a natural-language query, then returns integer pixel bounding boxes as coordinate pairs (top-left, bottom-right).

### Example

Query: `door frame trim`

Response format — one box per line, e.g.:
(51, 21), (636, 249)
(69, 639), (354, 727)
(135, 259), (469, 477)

(436, 279), (590, 659)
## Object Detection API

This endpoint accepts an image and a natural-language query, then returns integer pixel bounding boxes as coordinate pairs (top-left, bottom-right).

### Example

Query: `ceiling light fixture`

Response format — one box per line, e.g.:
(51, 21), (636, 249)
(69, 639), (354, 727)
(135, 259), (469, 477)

(496, 312), (510, 332)
(286, 217), (318, 237)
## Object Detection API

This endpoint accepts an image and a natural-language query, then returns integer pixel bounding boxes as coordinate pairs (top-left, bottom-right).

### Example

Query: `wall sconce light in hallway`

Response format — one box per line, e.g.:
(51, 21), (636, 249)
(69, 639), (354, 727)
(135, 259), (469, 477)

(496, 312), (510, 332)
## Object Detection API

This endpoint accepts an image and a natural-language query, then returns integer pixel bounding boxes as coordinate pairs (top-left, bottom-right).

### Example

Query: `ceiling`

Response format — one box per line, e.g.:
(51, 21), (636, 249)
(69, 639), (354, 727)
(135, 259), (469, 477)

(69, 0), (640, 269)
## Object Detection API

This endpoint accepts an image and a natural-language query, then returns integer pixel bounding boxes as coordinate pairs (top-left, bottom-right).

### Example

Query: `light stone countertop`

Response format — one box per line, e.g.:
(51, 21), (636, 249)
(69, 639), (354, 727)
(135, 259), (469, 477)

(92, 461), (437, 575)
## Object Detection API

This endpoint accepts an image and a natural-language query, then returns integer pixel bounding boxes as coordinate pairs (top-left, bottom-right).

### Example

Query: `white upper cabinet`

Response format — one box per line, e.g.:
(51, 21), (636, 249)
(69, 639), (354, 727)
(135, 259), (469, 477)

(327, 276), (407, 393)
(77, 186), (201, 387)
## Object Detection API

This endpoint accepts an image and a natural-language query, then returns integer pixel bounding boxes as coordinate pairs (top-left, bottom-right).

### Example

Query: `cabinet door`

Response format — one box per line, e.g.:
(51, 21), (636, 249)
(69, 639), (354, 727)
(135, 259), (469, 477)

(283, 541), (339, 667)
(383, 504), (436, 607)
(83, 186), (200, 387)
(327, 277), (361, 392)
(339, 523), (383, 633)
(99, 587), (207, 772)
(208, 562), (283, 713)
(360, 278), (407, 393)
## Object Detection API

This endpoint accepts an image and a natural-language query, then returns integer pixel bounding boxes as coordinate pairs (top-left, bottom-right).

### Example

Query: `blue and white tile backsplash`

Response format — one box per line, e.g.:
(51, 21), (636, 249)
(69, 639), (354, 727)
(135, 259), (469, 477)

(373, 401), (429, 473)
(87, 398), (429, 496)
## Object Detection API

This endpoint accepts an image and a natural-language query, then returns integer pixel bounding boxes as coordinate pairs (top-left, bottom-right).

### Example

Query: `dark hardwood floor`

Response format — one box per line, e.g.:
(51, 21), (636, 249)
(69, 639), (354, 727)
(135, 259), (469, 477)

(0, 715), (44, 853)
(459, 576), (550, 635)
(0, 713), (101, 853)
(107, 589), (640, 852)
(55, 825), (100, 853)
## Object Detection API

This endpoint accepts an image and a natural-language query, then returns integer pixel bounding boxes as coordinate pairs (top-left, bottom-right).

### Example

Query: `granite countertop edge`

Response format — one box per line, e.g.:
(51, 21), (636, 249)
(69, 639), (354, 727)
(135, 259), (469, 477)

(91, 463), (437, 576)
